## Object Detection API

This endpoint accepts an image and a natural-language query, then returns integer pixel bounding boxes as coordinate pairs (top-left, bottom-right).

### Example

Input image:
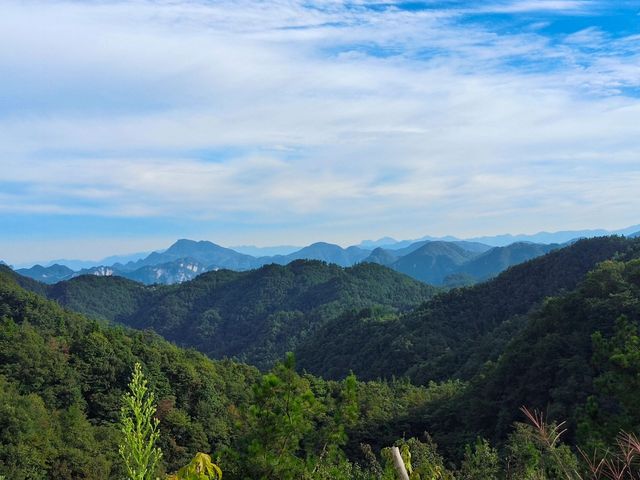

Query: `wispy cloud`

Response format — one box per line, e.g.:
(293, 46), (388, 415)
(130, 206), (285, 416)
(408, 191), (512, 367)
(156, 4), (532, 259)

(478, 0), (596, 14)
(0, 0), (639, 261)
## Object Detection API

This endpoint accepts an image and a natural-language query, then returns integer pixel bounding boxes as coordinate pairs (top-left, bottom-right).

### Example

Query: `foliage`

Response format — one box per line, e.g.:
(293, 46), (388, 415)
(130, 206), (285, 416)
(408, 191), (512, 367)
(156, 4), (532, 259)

(458, 438), (500, 480)
(297, 236), (634, 381)
(46, 260), (436, 369)
(167, 453), (222, 480)
(119, 362), (163, 480)
(235, 352), (359, 479)
(3, 237), (640, 479)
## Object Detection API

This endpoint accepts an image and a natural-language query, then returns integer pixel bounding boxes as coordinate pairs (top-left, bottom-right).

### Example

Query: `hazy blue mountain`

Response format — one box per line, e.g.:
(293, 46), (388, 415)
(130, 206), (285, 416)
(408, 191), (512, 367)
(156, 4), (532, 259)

(449, 240), (494, 253)
(124, 239), (259, 271)
(121, 258), (210, 284)
(373, 235), (460, 251)
(357, 237), (400, 249)
(390, 241), (476, 284)
(262, 242), (371, 267)
(457, 242), (559, 281)
(362, 239), (486, 266)
(363, 247), (400, 266)
(74, 265), (119, 277)
(363, 241), (458, 264)
(73, 258), (211, 285)
(465, 224), (640, 246)
(17, 250), (154, 270)
(631, 231), (640, 238)
(16, 263), (75, 284)
(393, 240), (491, 257)
(96, 250), (153, 266)
(355, 224), (640, 251)
(34, 259), (99, 270)
(363, 240), (549, 285)
(230, 245), (302, 256)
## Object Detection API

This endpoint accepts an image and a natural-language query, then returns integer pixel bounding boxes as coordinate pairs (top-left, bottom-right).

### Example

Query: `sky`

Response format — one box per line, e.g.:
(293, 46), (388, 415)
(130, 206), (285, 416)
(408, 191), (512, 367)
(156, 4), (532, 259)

(1, 0), (639, 264)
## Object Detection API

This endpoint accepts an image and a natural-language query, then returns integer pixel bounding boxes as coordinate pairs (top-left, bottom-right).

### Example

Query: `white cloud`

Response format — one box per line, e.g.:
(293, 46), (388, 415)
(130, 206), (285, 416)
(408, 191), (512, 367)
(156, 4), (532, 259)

(478, 1), (595, 14)
(0, 0), (639, 252)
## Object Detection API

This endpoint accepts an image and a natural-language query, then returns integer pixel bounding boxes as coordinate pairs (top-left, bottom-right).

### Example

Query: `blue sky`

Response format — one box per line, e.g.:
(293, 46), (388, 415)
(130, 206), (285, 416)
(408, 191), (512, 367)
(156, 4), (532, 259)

(1, 0), (639, 264)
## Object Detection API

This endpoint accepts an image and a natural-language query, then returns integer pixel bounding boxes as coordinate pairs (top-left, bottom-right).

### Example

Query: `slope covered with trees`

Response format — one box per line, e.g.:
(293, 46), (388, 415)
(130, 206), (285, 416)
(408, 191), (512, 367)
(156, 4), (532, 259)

(4, 237), (640, 479)
(407, 253), (640, 460)
(46, 260), (437, 369)
(0, 265), (453, 479)
(296, 236), (635, 382)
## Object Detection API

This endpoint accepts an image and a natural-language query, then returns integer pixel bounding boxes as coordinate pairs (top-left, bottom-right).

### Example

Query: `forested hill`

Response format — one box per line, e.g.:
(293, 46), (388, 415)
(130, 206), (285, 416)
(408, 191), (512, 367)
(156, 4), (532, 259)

(44, 260), (437, 369)
(0, 265), (259, 478)
(2, 257), (457, 479)
(410, 254), (640, 459)
(4, 236), (640, 479)
(296, 236), (637, 381)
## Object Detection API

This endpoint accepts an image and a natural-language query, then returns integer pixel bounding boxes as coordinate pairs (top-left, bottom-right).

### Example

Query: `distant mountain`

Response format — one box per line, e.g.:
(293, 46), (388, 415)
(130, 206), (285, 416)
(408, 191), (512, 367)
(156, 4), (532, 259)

(16, 264), (75, 284)
(75, 265), (118, 277)
(357, 224), (640, 251)
(47, 260), (437, 369)
(392, 240), (491, 257)
(362, 240), (557, 285)
(124, 239), (259, 271)
(363, 247), (400, 266)
(14, 227), (638, 287)
(368, 235), (460, 251)
(357, 237), (400, 249)
(465, 224), (640, 247)
(119, 258), (210, 284)
(457, 242), (558, 281)
(95, 250), (154, 266)
(263, 242), (371, 267)
(72, 258), (211, 285)
(14, 250), (153, 270)
(230, 245), (302, 256)
(390, 241), (477, 284)
(631, 231), (640, 238)
(36, 259), (100, 270)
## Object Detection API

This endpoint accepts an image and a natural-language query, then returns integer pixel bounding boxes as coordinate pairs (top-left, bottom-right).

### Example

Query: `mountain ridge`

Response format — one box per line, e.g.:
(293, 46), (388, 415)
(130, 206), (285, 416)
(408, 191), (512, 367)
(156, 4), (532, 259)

(295, 236), (637, 382)
(11, 225), (640, 286)
(42, 259), (438, 369)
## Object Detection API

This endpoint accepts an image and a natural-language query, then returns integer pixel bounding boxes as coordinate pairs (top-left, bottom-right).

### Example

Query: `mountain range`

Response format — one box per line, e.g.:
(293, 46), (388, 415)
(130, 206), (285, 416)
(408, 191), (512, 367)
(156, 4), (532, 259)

(3, 233), (640, 478)
(5, 238), (562, 287)
(14, 260), (437, 369)
(9, 235), (637, 377)
(8, 225), (639, 287)
(358, 224), (640, 249)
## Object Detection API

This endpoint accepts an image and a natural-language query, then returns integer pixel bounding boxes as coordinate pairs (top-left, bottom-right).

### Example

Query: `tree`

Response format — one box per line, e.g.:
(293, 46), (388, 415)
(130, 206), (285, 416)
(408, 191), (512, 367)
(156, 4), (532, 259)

(458, 438), (500, 480)
(119, 362), (163, 480)
(243, 352), (316, 479)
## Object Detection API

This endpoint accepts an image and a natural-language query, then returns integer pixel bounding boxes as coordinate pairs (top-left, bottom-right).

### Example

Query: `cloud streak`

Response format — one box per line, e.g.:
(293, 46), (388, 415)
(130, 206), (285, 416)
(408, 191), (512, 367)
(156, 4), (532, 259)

(0, 0), (639, 261)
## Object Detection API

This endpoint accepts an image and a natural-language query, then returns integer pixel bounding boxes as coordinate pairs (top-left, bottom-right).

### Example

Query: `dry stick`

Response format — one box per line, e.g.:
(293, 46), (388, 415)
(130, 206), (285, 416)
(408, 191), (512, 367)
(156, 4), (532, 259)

(391, 446), (410, 480)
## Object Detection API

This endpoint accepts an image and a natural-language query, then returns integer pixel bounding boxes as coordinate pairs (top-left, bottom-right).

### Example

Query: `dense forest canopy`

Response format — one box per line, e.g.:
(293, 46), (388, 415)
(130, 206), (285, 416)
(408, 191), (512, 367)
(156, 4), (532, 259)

(37, 260), (438, 369)
(296, 236), (635, 381)
(3, 236), (640, 479)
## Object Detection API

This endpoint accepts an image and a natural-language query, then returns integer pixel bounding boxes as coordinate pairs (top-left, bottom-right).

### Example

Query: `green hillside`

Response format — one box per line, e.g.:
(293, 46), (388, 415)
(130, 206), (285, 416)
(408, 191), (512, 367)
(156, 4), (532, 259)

(4, 237), (640, 479)
(296, 236), (635, 381)
(0, 264), (453, 479)
(413, 254), (640, 459)
(47, 260), (437, 369)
